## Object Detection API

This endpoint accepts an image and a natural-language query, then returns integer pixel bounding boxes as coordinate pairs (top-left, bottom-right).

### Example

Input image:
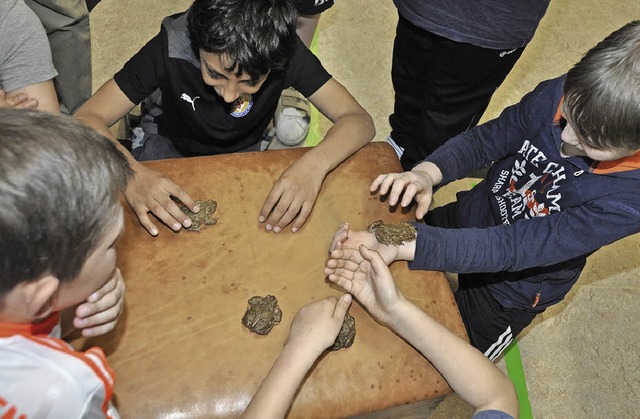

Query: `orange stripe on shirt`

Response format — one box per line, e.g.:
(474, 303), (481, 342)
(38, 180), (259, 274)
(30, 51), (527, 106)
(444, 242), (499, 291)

(27, 336), (117, 418)
(592, 151), (640, 174)
(1, 314), (117, 418)
(0, 313), (59, 338)
(553, 97), (564, 125)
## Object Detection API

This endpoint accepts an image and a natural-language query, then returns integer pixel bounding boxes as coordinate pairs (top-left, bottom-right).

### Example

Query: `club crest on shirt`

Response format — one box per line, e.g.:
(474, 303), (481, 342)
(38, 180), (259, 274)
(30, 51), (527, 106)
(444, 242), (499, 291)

(230, 93), (253, 117)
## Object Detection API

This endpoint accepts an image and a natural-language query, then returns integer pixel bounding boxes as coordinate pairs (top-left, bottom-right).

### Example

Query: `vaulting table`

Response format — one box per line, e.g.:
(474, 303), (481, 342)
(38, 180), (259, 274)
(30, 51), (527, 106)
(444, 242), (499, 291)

(72, 142), (468, 418)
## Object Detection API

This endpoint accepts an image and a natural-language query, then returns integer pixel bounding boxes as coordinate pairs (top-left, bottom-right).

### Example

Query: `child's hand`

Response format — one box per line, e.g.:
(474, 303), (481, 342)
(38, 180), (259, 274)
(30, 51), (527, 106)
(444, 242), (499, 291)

(286, 294), (352, 356)
(0, 89), (38, 110)
(125, 163), (198, 236)
(370, 169), (436, 219)
(327, 222), (399, 265)
(327, 245), (404, 326)
(73, 269), (126, 337)
(259, 161), (324, 234)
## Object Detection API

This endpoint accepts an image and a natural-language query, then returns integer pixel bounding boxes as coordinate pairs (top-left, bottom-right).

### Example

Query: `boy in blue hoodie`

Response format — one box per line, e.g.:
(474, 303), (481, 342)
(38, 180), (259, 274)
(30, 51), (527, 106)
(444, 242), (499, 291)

(326, 21), (640, 359)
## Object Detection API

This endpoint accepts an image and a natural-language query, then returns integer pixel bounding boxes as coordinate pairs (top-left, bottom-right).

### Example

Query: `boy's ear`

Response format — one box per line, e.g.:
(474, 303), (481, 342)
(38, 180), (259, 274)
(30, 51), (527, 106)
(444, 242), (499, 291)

(21, 275), (60, 320)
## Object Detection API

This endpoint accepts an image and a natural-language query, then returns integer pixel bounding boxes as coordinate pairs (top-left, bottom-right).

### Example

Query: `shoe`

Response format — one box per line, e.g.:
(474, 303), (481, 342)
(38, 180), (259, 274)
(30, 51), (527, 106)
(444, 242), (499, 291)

(274, 88), (310, 146)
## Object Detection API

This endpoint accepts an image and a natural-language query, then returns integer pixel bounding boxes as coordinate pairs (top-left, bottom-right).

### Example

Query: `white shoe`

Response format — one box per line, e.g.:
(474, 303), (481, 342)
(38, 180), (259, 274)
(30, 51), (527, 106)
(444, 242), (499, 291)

(275, 88), (310, 146)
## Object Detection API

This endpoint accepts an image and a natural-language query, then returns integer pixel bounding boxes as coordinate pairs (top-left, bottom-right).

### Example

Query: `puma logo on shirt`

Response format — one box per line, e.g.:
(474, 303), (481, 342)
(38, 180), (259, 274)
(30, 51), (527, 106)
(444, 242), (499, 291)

(180, 93), (200, 111)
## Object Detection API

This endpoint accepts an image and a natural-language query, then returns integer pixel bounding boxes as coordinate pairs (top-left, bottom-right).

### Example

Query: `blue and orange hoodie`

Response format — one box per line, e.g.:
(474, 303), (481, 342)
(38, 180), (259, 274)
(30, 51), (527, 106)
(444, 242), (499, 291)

(411, 75), (640, 311)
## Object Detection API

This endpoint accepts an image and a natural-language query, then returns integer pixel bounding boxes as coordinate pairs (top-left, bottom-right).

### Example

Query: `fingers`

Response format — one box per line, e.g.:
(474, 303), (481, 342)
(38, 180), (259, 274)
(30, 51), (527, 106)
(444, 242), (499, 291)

(370, 173), (388, 192)
(170, 186), (198, 216)
(373, 173), (398, 196)
(84, 271), (118, 305)
(125, 167), (197, 236)
(0, 91), (38, 109)
(289, 201), (313, 233)
(327, 248), (365, 267)
(326, 272), (355, 293)
(148, 185), (197, 231)
(74, 270), (125, 337)
(134, 210), (160, 237)
(258, 184), (283, 226)
(260, 190), (312, 233)
(371, 172), (428, 212)
(332, 294), (352, 320)
(359, 245), (387, 274)
(325, 256), (360, 274)
(415, 198), (431, 219)
(259, 187), (298, 233)
(329, 222), (349, 253)
(76, 312), (120, 337)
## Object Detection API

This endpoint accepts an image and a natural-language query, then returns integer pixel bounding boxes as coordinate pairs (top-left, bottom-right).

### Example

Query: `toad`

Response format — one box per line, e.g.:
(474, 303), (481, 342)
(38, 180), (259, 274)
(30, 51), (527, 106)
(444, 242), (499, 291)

(179, 199), (218, 232)
(367, 220), (417, 246)
(329, 311), (356, 351)
(242, 295), (282, 335)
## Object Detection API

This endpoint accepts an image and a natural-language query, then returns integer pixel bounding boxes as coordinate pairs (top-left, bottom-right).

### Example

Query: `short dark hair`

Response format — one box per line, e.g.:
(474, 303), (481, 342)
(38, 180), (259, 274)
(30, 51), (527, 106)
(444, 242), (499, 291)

(564, 20), (640, 150)
(187, 0), (298, 82)
(0, 110), (131, 296)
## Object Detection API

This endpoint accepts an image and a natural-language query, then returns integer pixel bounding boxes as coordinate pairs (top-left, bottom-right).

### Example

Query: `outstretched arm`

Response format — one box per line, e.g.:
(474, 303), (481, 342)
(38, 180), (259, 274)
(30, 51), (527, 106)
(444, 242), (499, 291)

(326, 222), (416, 268)
(75, 79), (198, 236)
(327, 246), (518, 417)
(259, 78), (375, 234)
(242, 295), (352, 419)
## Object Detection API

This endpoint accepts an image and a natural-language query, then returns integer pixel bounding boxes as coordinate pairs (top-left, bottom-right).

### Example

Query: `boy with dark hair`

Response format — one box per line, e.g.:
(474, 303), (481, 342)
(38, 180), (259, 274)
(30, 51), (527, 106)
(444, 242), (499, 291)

(326, 21), (640, 360)
(75, 0), (375, 237)
(0, 109), (131, 416)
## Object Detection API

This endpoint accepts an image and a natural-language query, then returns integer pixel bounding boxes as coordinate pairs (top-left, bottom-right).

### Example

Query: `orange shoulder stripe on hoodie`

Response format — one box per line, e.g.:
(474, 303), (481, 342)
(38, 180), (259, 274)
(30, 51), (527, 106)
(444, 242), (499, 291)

(592, 151), (640, 174)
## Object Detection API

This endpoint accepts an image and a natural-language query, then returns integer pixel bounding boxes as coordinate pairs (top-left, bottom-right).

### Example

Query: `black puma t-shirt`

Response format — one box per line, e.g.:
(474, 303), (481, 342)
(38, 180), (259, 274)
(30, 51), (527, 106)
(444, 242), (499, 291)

(114, 12), (331, 155)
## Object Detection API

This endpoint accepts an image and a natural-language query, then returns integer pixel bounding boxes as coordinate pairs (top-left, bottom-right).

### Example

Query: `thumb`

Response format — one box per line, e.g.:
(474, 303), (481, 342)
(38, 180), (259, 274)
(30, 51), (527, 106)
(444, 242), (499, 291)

(415, 193), (431, 219)
(333, 293), (352, 320)
(359, 244), (388, 275)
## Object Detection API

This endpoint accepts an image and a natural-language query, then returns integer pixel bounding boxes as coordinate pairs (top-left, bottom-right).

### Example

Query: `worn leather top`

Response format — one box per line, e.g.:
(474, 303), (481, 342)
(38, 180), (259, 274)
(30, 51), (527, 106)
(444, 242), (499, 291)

(72, 143), (467, 418)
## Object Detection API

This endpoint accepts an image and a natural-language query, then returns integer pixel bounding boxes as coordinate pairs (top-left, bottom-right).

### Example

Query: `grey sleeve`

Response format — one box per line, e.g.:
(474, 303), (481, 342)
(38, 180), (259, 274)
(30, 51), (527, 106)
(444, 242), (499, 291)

(0, 0), (57, 92)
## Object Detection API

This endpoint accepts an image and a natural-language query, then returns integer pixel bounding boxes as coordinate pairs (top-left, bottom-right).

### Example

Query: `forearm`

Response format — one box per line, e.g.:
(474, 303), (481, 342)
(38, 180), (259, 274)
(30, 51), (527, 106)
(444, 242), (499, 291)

(388, 300), (518, 416)
(243, 343), (320, 418)
(74, 111), (141, 172)
(299, 110), (374, 175)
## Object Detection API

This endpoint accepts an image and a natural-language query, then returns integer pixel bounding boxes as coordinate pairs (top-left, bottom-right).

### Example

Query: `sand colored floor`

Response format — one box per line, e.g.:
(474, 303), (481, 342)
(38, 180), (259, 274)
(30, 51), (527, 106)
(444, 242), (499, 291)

(90, 1), (640, 416)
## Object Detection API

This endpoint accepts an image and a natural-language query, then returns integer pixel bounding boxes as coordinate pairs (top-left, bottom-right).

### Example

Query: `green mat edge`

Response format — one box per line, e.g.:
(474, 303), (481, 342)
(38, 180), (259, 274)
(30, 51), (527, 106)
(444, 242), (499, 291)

(305, 32), (322, 147)
(504, 339), (533, 418)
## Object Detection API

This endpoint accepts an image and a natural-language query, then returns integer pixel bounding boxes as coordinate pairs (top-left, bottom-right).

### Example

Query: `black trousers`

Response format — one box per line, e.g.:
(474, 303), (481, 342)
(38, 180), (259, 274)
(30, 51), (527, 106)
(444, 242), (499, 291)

(389, 14), (524, 170)
(425, 203), (537, 360)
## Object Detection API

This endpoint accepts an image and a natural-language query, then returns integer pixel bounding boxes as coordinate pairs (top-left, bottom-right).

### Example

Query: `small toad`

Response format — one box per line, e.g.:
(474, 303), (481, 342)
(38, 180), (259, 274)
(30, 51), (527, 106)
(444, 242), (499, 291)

(242, 295), (282, 335)
(367, 220), (417, 246)
(179, 199), (218, 232)
(329, 311), (356, 351)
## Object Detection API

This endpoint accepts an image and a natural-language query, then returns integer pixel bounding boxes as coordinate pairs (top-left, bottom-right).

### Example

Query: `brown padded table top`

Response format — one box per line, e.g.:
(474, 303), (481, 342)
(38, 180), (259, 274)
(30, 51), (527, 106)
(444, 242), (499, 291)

(73, 142), (467, 418)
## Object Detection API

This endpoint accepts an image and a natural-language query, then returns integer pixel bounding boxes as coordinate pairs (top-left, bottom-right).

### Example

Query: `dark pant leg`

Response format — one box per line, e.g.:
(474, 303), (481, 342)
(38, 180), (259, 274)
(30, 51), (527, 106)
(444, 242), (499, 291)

(389, 14), (435, 169)
(425, 203), (538, 359)
(455, 276), (537, 360)
(390, 14), (524, 170)
(86, 0), (101, 12)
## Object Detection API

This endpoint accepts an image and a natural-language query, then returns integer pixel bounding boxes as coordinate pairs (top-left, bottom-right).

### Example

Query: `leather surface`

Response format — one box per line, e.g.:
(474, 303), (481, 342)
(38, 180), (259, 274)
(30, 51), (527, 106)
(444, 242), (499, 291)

(72, 142), (467, 418)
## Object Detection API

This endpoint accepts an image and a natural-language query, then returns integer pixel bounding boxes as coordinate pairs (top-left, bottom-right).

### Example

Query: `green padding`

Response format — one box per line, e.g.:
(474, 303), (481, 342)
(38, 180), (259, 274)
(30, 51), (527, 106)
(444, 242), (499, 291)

(504, 339), (533, 419)
(305, 33), (322, 147)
